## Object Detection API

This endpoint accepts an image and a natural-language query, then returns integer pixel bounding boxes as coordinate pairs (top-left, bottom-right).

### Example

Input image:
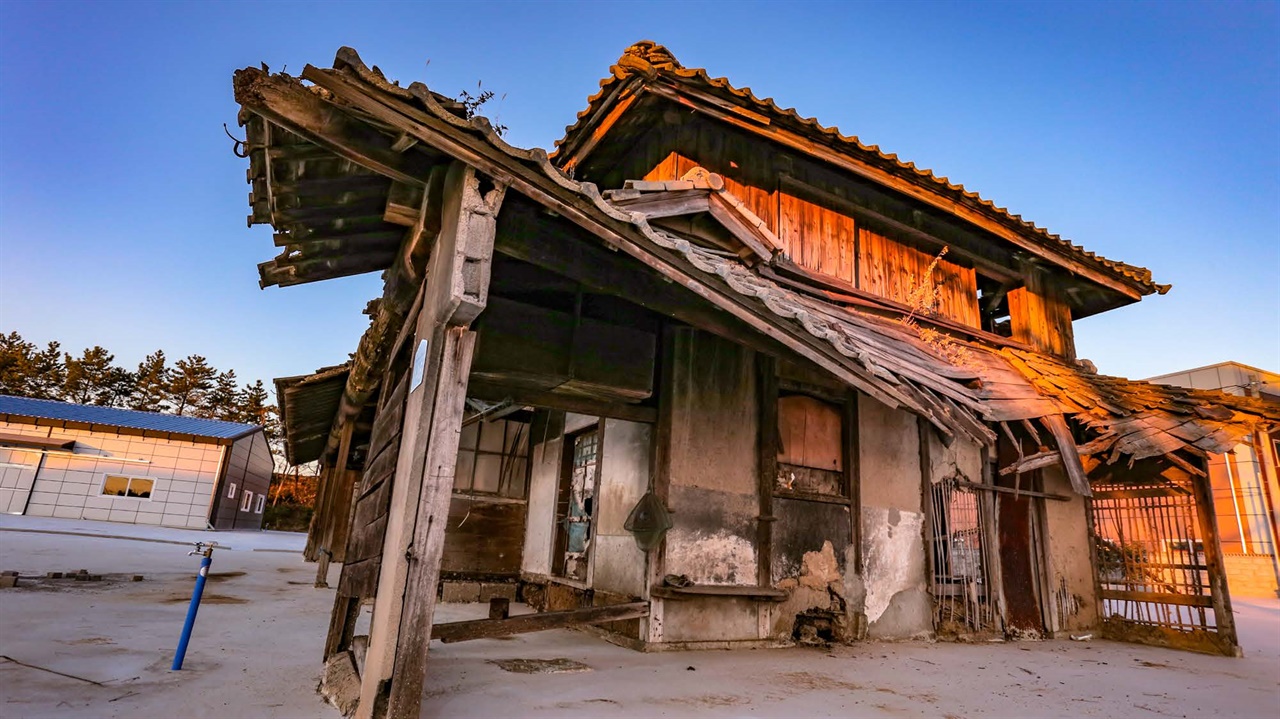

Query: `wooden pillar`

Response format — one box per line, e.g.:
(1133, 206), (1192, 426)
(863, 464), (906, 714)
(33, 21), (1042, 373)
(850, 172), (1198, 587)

(1191, 456), (1242, 656)
(316, 421), (356, 587)
(643, 324), (681, 645)
(355, 162), (505, 719)
(304, 464), (333, 561)
(1008, 262), (1076, 361)
(328, 422), (362, 564)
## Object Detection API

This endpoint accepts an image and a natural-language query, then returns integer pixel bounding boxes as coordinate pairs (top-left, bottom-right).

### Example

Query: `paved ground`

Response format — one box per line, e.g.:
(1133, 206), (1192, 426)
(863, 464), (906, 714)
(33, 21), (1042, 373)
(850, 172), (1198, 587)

(1, 516), (1277, 718)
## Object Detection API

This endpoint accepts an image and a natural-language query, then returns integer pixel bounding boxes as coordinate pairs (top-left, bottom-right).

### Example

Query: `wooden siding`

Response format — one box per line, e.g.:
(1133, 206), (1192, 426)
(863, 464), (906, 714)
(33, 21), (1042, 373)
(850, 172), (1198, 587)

(337, 371), (409, 600)
(858, 227), (980, 328)
(1008, 264), (1075, 360)
(634, 120), (982, 330)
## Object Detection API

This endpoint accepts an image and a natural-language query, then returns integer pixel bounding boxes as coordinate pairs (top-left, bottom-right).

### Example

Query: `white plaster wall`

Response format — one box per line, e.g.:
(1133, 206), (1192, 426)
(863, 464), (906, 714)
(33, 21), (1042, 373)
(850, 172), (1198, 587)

(521, 425), (563, 578)
(591, 419), (650, 597)
(1, 421), (221, 529)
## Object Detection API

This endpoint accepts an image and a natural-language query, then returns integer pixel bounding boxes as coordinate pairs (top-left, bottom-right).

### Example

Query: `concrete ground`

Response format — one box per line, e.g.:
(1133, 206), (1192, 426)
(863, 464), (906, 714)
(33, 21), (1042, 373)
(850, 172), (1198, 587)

(1, 517), (1277, 718)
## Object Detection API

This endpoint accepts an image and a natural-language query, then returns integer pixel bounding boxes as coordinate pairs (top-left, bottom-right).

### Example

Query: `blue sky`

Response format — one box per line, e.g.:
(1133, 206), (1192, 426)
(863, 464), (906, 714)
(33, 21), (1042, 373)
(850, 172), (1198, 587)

(1, 0), (1276, 396)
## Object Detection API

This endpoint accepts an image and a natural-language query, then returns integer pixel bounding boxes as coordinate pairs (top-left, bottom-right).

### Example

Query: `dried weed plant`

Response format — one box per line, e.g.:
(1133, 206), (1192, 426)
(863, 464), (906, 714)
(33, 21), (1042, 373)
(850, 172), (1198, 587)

(900, 246), (972, 368)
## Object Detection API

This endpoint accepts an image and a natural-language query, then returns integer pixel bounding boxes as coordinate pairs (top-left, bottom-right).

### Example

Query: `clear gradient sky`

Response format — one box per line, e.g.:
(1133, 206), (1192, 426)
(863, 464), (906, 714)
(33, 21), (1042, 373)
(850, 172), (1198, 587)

(1, 1), (1277, 398)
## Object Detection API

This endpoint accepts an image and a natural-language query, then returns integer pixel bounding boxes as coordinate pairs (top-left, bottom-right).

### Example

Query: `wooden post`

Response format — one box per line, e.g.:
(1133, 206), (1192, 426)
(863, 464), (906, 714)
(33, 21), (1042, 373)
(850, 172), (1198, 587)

(354, 162), (505, 719)
(317, 421), (356, 587)
(1191, 456), (1242, 656)
(756, 354), (778, 590)
(304, 464), (332, 561)
(643, 324), (681, 645)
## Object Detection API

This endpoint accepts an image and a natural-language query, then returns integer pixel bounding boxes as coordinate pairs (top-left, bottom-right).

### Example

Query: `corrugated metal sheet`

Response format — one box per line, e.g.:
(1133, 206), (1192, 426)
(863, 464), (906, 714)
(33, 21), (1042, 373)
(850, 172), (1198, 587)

(0, 395), (261, 441)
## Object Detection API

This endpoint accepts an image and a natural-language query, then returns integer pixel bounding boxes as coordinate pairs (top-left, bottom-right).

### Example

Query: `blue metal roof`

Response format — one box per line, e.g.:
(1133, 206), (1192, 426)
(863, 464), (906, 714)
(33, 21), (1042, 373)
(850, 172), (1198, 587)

(0, 395), (262, 441)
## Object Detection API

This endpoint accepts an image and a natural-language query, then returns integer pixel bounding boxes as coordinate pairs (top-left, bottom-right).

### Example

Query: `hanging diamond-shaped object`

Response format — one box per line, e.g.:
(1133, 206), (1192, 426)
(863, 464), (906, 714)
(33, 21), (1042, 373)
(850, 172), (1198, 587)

(623, 491), (673, 551)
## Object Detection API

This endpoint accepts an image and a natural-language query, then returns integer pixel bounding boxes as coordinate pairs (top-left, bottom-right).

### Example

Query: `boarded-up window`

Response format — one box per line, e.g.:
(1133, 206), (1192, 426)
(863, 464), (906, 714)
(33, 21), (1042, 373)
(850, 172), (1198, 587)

(777, 394), (845, 497)
(454, 419), (529, 499)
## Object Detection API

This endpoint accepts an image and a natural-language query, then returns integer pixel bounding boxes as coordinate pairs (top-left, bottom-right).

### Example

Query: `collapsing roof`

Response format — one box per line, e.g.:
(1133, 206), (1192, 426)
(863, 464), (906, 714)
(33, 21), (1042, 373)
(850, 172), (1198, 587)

(237, 46), (1278, 490)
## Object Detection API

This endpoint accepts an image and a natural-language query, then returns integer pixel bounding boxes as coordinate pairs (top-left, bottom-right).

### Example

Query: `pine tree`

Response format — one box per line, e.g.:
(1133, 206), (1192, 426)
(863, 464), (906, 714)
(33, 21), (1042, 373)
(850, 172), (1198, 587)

(96, 366), (136, 407)
(202, 370), (240, 420)
(169, 355), (216, 417)
(129, 350), (170, 412)
(25, 340), (65, 399)
(0, 332), (37, 396)
(62, 346), (117, 405)
(239, 379), (276, 431)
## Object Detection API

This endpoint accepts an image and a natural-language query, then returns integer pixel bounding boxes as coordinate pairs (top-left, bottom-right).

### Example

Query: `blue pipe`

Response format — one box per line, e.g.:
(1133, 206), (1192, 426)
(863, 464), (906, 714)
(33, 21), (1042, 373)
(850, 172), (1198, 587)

(171, 548), (213, 670)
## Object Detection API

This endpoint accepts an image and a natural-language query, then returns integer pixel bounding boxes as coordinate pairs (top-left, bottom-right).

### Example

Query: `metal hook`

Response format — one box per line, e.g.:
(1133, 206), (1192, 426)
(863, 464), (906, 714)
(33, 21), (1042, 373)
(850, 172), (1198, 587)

(223, 123), (249, 158)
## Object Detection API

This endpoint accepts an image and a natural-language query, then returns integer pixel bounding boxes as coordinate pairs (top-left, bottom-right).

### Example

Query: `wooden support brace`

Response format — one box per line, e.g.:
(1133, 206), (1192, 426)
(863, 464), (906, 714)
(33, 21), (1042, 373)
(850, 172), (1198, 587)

(432, 602), (650, 644)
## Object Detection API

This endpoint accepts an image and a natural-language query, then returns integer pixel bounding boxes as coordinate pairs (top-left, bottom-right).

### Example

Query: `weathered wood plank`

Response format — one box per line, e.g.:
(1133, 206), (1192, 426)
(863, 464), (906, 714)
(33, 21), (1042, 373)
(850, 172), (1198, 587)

(432, 602), (650, 643)
(386, 328), (477, 715)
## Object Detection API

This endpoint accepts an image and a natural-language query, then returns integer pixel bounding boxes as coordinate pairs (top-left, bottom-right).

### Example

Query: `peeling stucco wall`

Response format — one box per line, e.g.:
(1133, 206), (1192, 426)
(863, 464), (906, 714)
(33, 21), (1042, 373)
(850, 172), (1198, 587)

(664, 330), (759, 587)
(1040, 464), (1098, 634)
(861, 506), (931, 638)
(858, 395), (932, 639)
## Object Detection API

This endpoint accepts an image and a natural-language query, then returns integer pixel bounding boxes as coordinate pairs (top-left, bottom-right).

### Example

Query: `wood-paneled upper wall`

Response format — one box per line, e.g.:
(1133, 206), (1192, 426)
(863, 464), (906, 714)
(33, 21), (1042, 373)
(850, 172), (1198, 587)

(635, 124), (982, 330)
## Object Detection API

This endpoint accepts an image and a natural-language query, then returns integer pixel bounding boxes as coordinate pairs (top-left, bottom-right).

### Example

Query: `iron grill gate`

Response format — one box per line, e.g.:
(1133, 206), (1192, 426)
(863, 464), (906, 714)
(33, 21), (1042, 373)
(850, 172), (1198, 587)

(929, 478), (1001, 636)
(1090, 479), (1236, 654)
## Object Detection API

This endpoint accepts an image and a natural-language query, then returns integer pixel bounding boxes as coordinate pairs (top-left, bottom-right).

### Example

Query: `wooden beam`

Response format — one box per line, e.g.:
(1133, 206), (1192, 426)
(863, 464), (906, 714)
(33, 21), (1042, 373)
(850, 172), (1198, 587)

(258, 250), (398, 288)
(609, 189), (711, 218)
(386, 328), (476, 715)
(431, 602), (650, 644)
(234, 67), (436, 187)
(466, 379), (657, 424)
(558, 78), (645, 173)
(1040, 414), (1091, 496)
(954, 478), (1070, 502)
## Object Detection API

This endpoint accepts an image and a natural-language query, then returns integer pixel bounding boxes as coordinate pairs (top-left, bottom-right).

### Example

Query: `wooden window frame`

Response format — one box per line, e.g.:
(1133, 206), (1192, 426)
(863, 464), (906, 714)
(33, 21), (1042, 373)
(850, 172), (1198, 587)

(454, 418), (532, 501)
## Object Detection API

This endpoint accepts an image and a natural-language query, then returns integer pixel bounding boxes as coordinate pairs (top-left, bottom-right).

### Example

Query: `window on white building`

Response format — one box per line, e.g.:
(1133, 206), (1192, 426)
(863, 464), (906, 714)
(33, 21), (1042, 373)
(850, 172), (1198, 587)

(101, 475), (154, 499)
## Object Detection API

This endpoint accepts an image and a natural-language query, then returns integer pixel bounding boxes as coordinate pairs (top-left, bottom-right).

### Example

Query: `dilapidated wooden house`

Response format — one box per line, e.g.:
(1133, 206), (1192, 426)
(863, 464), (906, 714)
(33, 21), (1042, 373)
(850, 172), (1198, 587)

(234, 43), (1280, 718)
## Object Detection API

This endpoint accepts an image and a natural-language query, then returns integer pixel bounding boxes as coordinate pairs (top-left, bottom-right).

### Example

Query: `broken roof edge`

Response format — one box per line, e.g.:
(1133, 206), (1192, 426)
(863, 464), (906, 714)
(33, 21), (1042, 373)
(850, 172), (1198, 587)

(275, 363), (352, 467)
(553, 41), (1168, 299)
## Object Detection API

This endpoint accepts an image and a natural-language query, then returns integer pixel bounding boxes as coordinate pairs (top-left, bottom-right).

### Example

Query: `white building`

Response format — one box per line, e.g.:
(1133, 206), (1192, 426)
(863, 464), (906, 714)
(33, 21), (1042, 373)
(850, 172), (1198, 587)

(0, 395), (273, 530)
(1146, 362), (1280, 597)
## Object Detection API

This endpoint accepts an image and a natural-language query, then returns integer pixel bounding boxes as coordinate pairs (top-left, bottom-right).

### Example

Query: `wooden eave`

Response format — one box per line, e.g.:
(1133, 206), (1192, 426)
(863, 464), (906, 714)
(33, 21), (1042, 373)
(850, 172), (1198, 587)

(553, 42), (1168, 311)
(275, 364), (351, 466)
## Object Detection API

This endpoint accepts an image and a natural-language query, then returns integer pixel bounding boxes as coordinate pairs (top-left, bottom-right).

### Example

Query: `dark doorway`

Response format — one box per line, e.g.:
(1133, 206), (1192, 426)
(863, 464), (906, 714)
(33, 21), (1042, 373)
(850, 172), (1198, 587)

(995, 434), (1046, 638)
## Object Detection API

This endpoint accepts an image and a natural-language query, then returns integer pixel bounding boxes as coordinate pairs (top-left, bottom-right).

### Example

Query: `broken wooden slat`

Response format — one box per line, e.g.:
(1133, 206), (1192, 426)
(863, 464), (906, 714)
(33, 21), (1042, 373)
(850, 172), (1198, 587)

(431, 602), (650, 644)
(1098, 589), (1213, 608)
(1040, 414), (1091, 496)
